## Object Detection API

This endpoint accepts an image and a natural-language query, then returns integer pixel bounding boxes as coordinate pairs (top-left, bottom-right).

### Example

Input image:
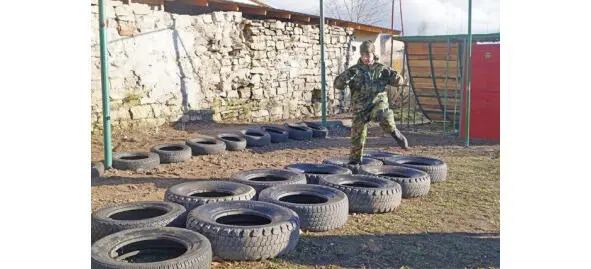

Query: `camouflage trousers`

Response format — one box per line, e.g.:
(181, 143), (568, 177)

(349, 101), (398, 163)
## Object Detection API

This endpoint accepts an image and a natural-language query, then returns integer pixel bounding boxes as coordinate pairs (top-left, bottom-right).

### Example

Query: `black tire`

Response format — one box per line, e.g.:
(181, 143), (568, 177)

(112, 152), (160, 171)
(260, 125), (289, 143)
(303, 122), (329, 138)
(216, 133), (247, 151)
(186, 137), (226, 155)
(91, 227), (212, 269)
(318, 174), (402, 213)
(230, 169), (307, 198)
(359, 165), (431, 198)
(284, 163), (353, 184)
(151, 143), (192, 163)
(322, 156), (383, 174)
(258, 184), (348, 232)
(383, 156), (448, 183)
(186, 200), (300, 261)
(363, 150), (402, 162)
(91, 201), (187, 243)
(165, 180), (256, 211)
(240, 129), (271, 147)
(283, 123), (313, 141)
(91, 161), (105, 179)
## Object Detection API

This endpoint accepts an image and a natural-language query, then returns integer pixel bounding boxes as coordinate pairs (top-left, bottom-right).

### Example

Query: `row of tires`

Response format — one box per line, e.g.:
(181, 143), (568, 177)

(92, 122), (329, 174)
(91, 152), (448, 268)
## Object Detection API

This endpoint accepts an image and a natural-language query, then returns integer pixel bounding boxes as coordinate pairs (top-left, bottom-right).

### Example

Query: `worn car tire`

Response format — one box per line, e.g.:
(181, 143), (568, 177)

(322, 156), (383, 174)
(383, 156), (448, 183)
(151, 143), (192, 163)
(363, 150), (402, 162)
(216, 133), (247, 151)
(230, 169), (307, 198)
(186, 137), (226, 155)
(112, 152), (160, 171)
(284, 163), (353, 184)
(258, 184), (348, 232)
(318, 174), (402, 213)
(91, 227), (212, 269)
(260, 125), (289, 143)
(186, 201), (300, 261)
(165, 180), (256, 211)
(359, 165), (431, 198)
(240, 129), (271, 147)
(283, 123), (313, 140)
(303, 122), (329, 138)
(91, 201), (187, 243)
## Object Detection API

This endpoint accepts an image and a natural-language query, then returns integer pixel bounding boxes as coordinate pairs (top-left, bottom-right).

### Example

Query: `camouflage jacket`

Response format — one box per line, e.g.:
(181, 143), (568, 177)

(334, 59), (403, 113)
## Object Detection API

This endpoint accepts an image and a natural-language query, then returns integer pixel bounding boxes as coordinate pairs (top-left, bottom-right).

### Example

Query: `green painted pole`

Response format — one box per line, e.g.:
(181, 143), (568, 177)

(443, 38), (450, 136)
(320, 0), (327, 126)
(452, 41), (460, 133)
(99, 0), (112, 168)
(464, 0), (473, 147)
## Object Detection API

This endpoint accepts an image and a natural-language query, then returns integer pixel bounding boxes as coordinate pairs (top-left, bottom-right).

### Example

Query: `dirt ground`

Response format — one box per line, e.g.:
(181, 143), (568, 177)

(91, 116), (500, 269)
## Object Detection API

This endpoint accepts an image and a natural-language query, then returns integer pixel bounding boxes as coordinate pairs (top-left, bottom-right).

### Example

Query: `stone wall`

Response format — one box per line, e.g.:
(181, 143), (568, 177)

(91, 1), (355, 132)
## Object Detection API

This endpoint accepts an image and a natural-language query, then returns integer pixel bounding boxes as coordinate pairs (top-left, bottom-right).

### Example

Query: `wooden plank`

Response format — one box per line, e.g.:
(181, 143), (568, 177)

(292, 14), (310, 22)
(407, 44), (460, 56)
(134, 0), (164, 5)
(408, 59), (458, 69)
(408, 54), (459, 61)
(412, 78), (461, 88)
(413, 89), (461, 99)
(208, 2), (238, 11)
(418, 97), (459, 110)
(344, 22), (362, 30)
(267, 10), (291, 19)
(407, 67), (458, 77)
(179, 0), (208, 6)
(407, 42), (460, 51)
(240, 6), (267, 16)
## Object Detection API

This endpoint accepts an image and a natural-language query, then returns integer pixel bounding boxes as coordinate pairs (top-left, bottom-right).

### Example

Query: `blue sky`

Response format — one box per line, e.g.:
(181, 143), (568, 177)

(262, 0), (500, 36)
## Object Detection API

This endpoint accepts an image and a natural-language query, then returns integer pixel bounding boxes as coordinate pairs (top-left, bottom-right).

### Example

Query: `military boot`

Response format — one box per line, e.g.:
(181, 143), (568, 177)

(392, 129), (409, 150)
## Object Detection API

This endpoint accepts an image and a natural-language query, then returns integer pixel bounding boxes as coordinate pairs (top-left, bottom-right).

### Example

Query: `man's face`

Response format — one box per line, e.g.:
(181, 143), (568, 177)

(361, 52), (374, 65)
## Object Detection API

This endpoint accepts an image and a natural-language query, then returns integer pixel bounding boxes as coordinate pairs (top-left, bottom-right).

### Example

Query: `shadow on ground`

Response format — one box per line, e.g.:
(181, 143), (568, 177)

(281, 232), (500, 269)
(90, 176), (221, 189)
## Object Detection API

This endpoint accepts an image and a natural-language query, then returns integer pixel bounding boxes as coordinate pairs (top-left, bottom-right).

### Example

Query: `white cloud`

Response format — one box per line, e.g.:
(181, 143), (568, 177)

(260, 0), (499, 36)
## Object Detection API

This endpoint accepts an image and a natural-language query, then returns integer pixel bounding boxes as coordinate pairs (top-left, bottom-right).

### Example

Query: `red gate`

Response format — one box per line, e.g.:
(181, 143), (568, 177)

(461, 43), (500, 141)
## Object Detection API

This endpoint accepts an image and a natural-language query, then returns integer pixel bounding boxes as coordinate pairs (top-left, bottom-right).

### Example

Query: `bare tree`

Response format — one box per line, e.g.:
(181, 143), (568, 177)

(325, 0), (390, 26)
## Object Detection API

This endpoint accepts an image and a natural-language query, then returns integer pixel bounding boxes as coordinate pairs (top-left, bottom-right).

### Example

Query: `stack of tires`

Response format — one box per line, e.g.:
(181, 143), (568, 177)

(91, 146), (448, 268)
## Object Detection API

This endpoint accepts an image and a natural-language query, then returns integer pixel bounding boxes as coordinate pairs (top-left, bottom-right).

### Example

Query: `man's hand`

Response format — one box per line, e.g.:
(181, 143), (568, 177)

(380, 68), (397, 80)
(347, 67), (359, 79)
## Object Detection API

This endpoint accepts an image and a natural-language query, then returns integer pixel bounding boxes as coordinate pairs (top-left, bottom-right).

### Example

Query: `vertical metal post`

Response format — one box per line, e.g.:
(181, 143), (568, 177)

(452, 41), (460, 133)
(390, 0), (395, 68)
(458, 37), (467, 138)
(320, 0), (327, 126)
(443, 38), (450, 136)
(464, 0), (473, 146)
(99, 0), (112, 168)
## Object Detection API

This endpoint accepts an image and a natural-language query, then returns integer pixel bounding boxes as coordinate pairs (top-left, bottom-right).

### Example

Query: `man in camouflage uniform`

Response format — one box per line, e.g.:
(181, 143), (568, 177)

(334, 40), (409, 164)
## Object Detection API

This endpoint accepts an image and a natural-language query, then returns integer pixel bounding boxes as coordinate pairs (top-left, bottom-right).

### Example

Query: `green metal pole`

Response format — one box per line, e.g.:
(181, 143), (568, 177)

(443, 38), (450, 136)
(99, 0), (112, 168)
(452, 41), (460, 134)
(320, 0), (327, 126)
(464, 0), (473, 147)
